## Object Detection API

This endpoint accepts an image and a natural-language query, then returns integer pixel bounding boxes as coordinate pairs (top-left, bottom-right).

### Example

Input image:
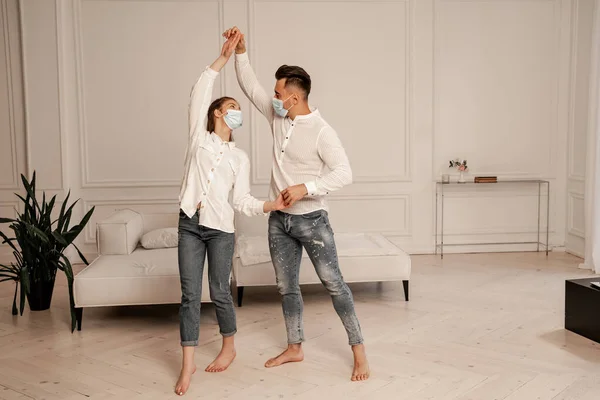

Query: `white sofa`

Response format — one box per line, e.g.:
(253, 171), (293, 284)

(73, 210), (411, 330)
(73, 209), (211, 331)
(232, 213), (411, 306)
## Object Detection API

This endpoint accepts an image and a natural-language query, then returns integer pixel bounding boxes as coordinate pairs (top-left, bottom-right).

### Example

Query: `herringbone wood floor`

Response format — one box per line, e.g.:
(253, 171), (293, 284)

(0, 252), (599, 400)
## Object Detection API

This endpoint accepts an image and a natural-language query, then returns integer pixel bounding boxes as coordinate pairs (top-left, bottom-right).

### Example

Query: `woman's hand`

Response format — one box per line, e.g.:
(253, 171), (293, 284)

(210, 32), (241, 72)
(264, 193), (288, 212)
(221, 31), (241, 59)
(223, 26), (246, 54)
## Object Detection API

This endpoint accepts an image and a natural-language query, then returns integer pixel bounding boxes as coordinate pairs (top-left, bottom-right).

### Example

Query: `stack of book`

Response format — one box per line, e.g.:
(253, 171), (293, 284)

(474, 176), (497, 183)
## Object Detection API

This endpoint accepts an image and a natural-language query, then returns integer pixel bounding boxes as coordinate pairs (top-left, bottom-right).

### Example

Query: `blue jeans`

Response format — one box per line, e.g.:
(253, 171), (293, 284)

(178, 210), (236, 346)
(268, 210), (363, 346)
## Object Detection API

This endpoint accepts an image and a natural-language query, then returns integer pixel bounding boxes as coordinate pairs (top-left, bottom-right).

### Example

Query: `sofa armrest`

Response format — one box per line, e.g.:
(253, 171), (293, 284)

(96, 209), (143, 255)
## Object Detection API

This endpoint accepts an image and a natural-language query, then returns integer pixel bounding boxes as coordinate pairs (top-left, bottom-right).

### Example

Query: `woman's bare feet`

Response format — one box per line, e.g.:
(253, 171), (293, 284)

(264, 344), (304, 368)
(175, 346), (196, 396)
(351, 344), (370, 381)
(205, 336), (236, 373)
(174, 363), (196, 396)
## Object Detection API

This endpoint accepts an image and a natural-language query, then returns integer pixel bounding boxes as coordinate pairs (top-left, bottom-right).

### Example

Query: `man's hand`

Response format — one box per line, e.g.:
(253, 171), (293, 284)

(210, 32), (241, 72)
(281, 184), (308, 207)
(223, 26), (246, 54)
(264, 192), (288, 213)
(273, 192), (288, 211)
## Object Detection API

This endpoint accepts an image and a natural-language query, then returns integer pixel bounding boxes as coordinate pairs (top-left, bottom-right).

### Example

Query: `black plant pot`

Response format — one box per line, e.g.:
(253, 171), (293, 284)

(27, 276), (56, 311)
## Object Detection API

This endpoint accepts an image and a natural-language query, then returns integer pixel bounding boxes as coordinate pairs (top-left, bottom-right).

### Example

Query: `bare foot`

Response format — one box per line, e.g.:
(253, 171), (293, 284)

(351, 344), (370, 381)
(174, 364), (196, 396)
(205, 347), (236, 372)
(264, 344), (304, 368)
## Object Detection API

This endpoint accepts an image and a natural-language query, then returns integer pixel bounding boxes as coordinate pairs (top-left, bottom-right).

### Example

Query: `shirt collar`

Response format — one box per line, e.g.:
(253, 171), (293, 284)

(290, 107), (319, 122)
(210, 132), (236, 149)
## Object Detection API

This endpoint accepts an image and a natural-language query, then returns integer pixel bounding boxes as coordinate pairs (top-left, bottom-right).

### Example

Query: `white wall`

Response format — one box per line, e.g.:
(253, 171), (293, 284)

(566, 0), (596, 258)
(0, 0), (26, 261)
(1, 0), (592, 261)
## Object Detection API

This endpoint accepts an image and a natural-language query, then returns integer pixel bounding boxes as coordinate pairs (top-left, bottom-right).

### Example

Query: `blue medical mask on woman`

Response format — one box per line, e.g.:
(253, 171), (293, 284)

(223, 109), (243, 130)
(272, 95), (294, 118)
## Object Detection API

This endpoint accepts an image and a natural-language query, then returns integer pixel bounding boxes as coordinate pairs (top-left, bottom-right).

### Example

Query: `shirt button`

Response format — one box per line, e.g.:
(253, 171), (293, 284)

(208, 180), (211, 184)
(203, 192), (206, 195)
(220, 152), (223, 154)
(286, 137), (289, 139)
(281, 150), (284, 153)
(211, 168), (215, 171)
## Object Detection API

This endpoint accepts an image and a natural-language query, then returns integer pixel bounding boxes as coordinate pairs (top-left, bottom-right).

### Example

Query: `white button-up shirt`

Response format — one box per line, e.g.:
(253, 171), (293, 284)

(179, 67), (265, 233)
(235, 52), (353, 215)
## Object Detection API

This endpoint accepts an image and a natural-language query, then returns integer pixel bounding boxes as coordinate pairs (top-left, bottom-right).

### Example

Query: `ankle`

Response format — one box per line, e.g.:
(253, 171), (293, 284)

(221, 345), (236, 353)
(351, 344), (365, 352)
(287, 344), (302, 352)
(182, 363), (195, 371)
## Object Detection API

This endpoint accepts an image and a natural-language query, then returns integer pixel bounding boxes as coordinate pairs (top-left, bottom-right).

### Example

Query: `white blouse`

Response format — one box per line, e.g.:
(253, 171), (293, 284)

(179, 67), (265, 233)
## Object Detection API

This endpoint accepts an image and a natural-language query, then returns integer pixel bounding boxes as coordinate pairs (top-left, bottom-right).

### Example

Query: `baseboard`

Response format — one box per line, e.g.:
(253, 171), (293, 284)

(566, 248), (585, 258)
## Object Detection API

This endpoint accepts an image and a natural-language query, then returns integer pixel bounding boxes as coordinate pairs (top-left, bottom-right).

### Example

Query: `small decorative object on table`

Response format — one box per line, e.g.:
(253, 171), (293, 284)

(449, 159), (468, 183)
(474, 176), (497, 183)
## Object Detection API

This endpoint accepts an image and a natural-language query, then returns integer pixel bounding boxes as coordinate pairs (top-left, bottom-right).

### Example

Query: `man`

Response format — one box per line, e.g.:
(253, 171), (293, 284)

(223, 27), (369, 381)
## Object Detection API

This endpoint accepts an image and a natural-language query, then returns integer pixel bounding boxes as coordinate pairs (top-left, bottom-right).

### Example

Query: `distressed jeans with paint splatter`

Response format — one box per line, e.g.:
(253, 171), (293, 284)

(268, 209), (364, 346)
(178, 210), (236, 346)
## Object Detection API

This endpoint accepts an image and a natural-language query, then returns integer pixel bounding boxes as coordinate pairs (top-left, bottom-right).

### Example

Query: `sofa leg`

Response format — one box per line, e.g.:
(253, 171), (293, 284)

(75, 307), (83, 331)
(237, 287), (244, 307)
(402, 280), (409, 301)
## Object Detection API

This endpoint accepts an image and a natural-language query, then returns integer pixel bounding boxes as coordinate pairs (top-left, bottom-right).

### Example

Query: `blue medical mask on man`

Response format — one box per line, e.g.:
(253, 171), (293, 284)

(223, 109), (243, 130)
(272, 95), (295, 118)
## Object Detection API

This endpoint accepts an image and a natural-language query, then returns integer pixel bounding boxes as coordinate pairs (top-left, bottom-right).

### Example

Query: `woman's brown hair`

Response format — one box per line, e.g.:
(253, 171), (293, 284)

(206, 96), (236, 133)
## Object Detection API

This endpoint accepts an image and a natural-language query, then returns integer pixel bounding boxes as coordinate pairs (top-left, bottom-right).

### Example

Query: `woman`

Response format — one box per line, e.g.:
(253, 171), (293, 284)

(175, 32), (286, 396)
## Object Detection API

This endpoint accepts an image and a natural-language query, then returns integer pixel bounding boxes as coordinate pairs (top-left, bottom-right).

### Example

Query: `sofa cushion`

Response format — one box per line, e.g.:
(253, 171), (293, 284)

(96, 209), (143, 255)
(232, 232), (411, 287)
(234, 233), (402, 266)
(74, 247), (211, 307)
(141, 228), (178, 249)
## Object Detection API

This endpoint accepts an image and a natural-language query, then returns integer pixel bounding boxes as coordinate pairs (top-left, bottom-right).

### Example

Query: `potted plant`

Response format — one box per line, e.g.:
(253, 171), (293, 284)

(0, 172), (95, 332)
(449, 159), (469, 183)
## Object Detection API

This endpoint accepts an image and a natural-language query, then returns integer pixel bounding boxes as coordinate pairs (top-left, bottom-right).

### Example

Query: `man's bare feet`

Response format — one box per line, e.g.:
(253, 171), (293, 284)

(205, 339), (236, 373)
(174, 363), (196, 396)
(264, 344), (304, 368)
(351, 344), (370, 381)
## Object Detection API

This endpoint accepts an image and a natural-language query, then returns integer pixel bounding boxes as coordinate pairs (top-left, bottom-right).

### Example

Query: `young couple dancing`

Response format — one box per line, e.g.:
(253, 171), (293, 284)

(175, 27), (369, 396)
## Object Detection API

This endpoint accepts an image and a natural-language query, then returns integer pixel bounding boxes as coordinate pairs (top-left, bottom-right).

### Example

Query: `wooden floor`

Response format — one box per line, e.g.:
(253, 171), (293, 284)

(0, 252), (599, 399)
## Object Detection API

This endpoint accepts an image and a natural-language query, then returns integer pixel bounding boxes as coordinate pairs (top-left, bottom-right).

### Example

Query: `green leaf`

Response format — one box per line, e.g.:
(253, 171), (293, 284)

(63, 206), (95, 244)
(57, 191), (71, 231)
(72, 244), (90, 265)
(11, 283), (18, 316)
(25, 224), (50, 243)
(51, 231), (68, 246)
(0, 217), (16, 224)
(58, 254), (76, 332)
(19, 266), (29, 316)
(0, 231), (18, 253)
(15, 193), (27, 205)
(21, 173), (41, 215)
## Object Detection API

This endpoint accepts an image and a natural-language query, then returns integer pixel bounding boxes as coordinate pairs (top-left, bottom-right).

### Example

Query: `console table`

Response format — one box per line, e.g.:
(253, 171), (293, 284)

(435, 180), (550, 258)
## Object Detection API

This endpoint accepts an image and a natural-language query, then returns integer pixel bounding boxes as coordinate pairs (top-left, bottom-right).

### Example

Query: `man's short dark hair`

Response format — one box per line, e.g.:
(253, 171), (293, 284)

(275, 65), (311, 98)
